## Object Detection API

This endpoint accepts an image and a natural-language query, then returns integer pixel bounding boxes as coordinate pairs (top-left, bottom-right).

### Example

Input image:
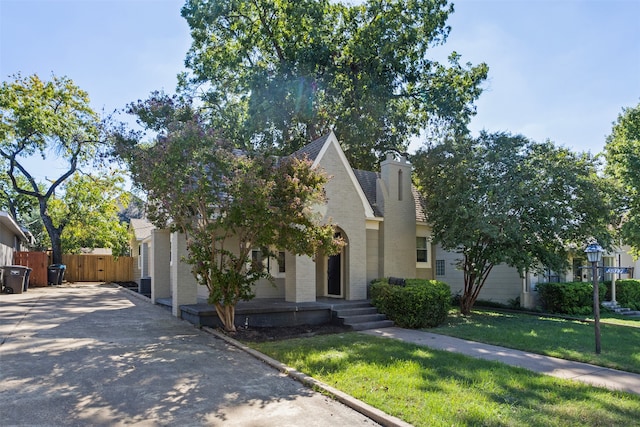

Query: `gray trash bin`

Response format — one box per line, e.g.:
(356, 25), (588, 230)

(1, 266), (32, 294)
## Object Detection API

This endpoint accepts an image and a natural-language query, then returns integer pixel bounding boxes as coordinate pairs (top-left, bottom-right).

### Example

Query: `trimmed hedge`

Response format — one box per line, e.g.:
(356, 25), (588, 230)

(610, 279), (640, 310)
(536, 281), (607, 315)
(370, 278), (450, 328)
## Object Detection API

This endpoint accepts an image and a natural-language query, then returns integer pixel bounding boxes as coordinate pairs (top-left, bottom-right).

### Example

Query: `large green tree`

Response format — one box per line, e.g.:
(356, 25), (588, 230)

(0, 173), (40, 224)
(48, 173), (131, 257)
(0, 74), (104, 264)
(413, 132), (614, 315)
(180, 0), (488, 169)
(112, 94), (342, 332)
(605, 102), (640, 256)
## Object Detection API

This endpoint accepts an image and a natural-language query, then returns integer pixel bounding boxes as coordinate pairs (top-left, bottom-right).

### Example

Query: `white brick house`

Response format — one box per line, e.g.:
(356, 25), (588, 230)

(144, 131), (435, 318)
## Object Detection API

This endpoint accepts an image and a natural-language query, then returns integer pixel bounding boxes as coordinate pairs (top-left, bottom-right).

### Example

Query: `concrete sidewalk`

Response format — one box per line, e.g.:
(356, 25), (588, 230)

(0, 284), (382, 426)
(361, 327), (640, 396)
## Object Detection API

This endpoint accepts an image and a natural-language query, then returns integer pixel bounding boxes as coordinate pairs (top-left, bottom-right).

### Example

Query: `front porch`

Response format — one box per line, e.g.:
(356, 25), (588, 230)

(156, 297), (392, 330)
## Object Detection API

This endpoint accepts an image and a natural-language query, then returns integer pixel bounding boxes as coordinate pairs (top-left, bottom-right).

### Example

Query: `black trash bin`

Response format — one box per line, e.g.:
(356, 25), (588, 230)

(1, 265), (32, 294)
(139, 277), (151, 297)
(48, 264), (66, 286)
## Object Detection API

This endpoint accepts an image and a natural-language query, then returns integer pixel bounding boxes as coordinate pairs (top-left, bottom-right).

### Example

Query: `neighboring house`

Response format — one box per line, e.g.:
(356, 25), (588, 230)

(144, 131), (435, 318)
(435, 244), (639, 309)
(0, 211), (31, 266)
(129, 218), (155, 284)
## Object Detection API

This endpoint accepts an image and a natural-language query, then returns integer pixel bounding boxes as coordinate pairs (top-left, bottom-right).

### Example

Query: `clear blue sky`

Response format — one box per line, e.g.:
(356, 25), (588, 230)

(1, 0), (639, 180)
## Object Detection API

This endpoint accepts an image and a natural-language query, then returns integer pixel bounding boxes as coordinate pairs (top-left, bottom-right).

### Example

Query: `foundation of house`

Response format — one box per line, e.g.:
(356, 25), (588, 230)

(155, 298), (350, 328)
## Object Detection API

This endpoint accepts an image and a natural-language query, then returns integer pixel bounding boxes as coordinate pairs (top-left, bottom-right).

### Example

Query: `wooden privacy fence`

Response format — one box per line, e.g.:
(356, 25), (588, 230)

(62, 254), (133, 283)
(14, 251), (49, 287)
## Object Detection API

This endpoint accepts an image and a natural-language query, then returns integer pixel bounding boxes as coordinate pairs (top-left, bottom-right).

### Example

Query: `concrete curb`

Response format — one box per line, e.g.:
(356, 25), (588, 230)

(203, 327), (412, 427)
(117, 284), (154, 304)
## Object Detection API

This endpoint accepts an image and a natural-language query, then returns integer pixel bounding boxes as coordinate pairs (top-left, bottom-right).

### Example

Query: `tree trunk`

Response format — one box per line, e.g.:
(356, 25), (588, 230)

(40, 204), (63, 265)
(460, 294), (475, 316)
(214, 303), (237, 332)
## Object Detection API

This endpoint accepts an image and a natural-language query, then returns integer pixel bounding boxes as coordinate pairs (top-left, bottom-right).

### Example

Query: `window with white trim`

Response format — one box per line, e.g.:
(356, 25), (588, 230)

(416, 237), (428, 263)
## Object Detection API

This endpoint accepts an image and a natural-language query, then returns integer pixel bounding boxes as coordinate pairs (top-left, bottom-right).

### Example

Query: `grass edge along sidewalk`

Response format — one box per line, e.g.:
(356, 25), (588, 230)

(431, 309), (640, 374)
(235, 331), (640, 427)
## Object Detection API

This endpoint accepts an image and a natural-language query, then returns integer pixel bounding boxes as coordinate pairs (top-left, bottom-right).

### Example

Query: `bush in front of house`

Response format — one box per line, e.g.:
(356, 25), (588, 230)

(370, 278), (450, 328)
(536, 281), (607, 315)
(610, 279), (640, 310)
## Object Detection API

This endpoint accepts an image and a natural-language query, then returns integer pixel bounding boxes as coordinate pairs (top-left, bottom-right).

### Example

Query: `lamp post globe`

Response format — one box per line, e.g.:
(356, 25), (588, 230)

(585, 243), (603, 263)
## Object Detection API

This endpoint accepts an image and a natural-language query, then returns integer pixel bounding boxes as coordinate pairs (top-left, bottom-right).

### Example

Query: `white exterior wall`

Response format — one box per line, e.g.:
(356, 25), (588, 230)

(319, 140), (368, 300)
(131, 238), (142, 284)
(609, 245), (639, 279)
(377, 154), (417, 279)
(150, 229), (171, 303)
(285, 253), (316, 302)
(365, 226), (380, 284)
(170, 232), (199, 317)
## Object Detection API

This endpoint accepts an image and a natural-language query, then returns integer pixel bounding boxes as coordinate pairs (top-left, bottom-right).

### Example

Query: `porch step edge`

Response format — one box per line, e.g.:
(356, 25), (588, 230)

(339, 313), (388, 324)
(333, 307), (379, 317)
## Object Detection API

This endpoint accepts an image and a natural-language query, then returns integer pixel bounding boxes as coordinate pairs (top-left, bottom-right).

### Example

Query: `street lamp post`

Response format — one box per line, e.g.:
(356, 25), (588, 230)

(585, 242), (604, 354)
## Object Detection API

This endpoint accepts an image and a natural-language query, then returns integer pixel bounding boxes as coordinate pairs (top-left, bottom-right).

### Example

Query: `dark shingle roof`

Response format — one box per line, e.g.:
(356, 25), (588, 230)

(352, 169), (383, 217)
(290, 134), (330, 162)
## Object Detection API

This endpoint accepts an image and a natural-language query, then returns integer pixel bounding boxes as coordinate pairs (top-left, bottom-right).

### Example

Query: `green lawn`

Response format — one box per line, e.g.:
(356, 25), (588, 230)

(250, 333), (640, 427)
(432, 309), (640, 373)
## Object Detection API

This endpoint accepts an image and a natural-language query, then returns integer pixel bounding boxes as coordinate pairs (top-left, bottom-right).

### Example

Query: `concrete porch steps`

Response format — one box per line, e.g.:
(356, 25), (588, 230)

(602, 301), (640, 317)
(331, 301), (394, 331)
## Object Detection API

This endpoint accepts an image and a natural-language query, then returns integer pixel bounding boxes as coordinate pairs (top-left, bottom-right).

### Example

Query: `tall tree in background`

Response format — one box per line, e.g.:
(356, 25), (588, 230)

(48, 173), (130, 256)
(413, 132), (614, 315)
(180, 0), (488, 170)
(0, 74), (104, 264)
(605, 102), (640, 256)
(112, 94), (342, 332)
(0, 173), (40, 224)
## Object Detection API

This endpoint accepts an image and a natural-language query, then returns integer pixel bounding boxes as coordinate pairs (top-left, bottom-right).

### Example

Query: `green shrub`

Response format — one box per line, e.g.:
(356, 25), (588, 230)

(610, 279), (640, 310)
(370, 278), (450, 328)
(536, 281), (607, 315)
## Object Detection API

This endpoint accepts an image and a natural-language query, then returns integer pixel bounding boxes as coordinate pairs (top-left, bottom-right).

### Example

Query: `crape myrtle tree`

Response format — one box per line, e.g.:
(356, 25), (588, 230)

(112, 94), (342, 332)
(605, 102), (640, 256)
(180, 0), (488, 170)
(413, 132), (614, 315)
(0, 74), (105, 264)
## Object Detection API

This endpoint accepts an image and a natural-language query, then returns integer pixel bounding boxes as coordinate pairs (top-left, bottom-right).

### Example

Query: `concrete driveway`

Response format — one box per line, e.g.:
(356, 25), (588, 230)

(0, 284), (378, 426)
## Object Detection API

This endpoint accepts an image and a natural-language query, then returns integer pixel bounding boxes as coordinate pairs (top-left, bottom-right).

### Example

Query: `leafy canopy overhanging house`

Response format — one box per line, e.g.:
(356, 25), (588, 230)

(135, 132), (435, 325)
(131, 132), (640, 325)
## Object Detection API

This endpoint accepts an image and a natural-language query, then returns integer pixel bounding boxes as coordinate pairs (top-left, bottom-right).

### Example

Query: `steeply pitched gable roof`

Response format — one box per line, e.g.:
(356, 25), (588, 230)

(291, 134), (330, 162)
(291, 132), (427, 222)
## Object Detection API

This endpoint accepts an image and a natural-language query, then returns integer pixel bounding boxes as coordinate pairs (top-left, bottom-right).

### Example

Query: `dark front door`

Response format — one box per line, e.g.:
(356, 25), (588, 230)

(327, 252), (341, 296)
